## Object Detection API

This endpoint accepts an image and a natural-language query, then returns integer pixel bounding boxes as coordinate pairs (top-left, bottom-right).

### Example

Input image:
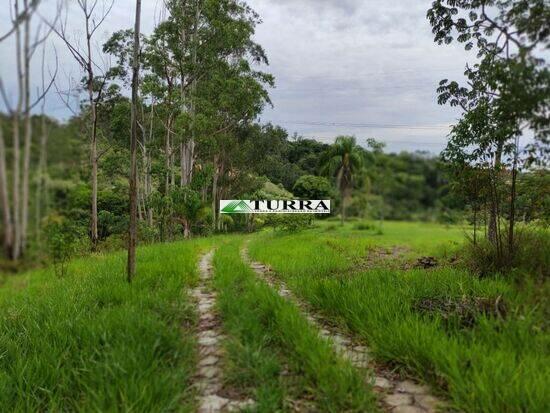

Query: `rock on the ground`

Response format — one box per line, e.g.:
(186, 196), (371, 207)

(415, 394), (441, 412)
(199, 395), (230, 412)
(384, 393), (414, 407)
(392, 405), (426, 413)
(396, 380), (430, 395)
(373, 376), (393, 390)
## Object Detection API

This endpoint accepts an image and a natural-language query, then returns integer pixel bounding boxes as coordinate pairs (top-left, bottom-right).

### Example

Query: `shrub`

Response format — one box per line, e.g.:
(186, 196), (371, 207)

(353, 222), (375, 231)
(462, 226), (550, 279)
(292, 175), (333, 200)
(265, 214), (313, 232)
(44, 215), (85, 277)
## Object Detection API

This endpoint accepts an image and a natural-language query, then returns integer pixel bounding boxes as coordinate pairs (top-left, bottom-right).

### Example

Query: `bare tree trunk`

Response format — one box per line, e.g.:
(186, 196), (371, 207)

(146, 151), (153, 225)
(164, 116), (172, 194)
(12, 119), (21, 260)
(212, 154), (219, 230)
(488, 144), (503, 245)
(83, 11), (100, 250)
(340, 191), (345, 226)
(21, 0), (32, 253)
(35, 41), (50, 245)
(127, 0), (142, 282)
(137, 181), (143, 221)
(90, 103), (99, 250)
(179, 0), (200, 188)
(0, 122), (13, 257)
(53, 1), (113, 251)
(143, 100), (154, 226)
(183, 218), (190, 239)
(11, 2), (24, 259)
(35, 110), (49, 244)
(508, 138), (519, 258)
(181, 139), (195, 186)
(171, 147), (175, 187)
(180, 142), (188, 187)
(178, 7), (188, 189)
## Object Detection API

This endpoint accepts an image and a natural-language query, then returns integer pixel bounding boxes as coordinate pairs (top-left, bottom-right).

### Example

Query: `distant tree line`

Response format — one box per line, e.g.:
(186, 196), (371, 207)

(0, 0), (548, 278)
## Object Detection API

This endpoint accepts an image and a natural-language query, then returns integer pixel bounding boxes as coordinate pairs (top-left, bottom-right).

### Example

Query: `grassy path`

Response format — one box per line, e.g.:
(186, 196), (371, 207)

(242, 245), (444, 413)
(213, 240), (377, 412)
(192, 250), (254, 412)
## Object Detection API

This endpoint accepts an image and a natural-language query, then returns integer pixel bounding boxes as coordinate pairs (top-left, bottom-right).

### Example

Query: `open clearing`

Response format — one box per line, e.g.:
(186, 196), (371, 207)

(0, 221), (548, 412)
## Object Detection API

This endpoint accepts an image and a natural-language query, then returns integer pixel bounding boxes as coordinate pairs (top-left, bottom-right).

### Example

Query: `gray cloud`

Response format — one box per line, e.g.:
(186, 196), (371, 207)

(247, 0), (472, 153)
(0, 0), (476, 153)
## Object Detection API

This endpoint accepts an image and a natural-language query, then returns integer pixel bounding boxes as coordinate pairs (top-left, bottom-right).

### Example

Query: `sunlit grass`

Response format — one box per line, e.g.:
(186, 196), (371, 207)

(213, 240), (378, 412)
(0, 239), (213, 412)
(250, 221), (549, 413)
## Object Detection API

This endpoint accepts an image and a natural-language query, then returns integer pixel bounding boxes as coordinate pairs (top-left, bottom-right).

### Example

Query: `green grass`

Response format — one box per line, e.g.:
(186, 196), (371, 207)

(213, 240), (378, 412)
(1, 220), (546, 412)
(318, 219), (466, 253)
(250, 221), (550, 413)
(0, 239), (213, 412)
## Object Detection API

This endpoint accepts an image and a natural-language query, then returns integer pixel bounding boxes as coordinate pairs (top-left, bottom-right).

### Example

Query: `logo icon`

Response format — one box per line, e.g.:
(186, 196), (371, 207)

(220, 200), (330, 214)
(221, 200), (253, 214)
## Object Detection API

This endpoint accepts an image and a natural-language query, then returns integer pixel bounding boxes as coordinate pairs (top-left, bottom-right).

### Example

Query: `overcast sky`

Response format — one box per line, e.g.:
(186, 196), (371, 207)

(0, 0), (475, 153)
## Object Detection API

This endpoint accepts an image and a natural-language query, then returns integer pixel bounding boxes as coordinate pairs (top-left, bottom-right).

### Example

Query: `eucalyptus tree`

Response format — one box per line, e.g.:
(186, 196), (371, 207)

(53, 0), (115, 251)
(0, 0), (59, 259)
(162, 0), (202, 187)
(428, 0), (549, 256)
(127, 0), (142, 282)
(195, 0), (273, 229)
(322, 136), (364, 225)
(102, 0), (273, 236)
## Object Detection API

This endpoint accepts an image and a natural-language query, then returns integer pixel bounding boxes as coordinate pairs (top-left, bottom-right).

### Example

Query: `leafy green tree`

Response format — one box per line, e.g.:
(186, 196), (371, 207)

(44, 215), (85, 277)
(322, 136), (364, 224)
(171, 187), (201, 238)
(292, 175), (333, 200)
(428, 0), (550, 258)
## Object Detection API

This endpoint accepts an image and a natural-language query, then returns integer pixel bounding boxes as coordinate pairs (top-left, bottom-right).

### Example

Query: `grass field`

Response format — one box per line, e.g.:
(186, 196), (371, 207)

(0, 220), (547, 412)
(249, 221), (550, 413)
(0, 239), (213, 412)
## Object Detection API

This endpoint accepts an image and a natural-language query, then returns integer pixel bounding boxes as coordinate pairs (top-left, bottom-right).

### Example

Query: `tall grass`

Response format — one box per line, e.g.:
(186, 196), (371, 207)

(462, 225), (550, 279)
(0, 240), (211, 412)
(250, 222), (550, 413)
(213, 241), (378, 412)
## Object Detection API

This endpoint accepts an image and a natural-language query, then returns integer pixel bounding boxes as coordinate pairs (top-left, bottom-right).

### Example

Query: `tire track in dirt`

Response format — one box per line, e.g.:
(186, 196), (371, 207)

(191, 250), (254, 413)
(241, 246), (446, 413)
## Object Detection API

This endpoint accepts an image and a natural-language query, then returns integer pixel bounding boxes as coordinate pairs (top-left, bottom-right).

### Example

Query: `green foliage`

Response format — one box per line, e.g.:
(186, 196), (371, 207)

(171, 187), (202, 225)
(462, 226), (550, 279)
(265, 214), (313, 232)
(321, 136), (364, 195)
(322, 136), (364, 212)
(516, 170), (550, 223)
(353, 222), (376, 231)
(43, 215), (85, 278)
(252, 180), (293, 200)
(292, 175), (333, 199)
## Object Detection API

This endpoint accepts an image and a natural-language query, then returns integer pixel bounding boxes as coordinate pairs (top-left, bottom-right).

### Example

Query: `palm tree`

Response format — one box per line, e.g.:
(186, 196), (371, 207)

(322, 136), (363, 225)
